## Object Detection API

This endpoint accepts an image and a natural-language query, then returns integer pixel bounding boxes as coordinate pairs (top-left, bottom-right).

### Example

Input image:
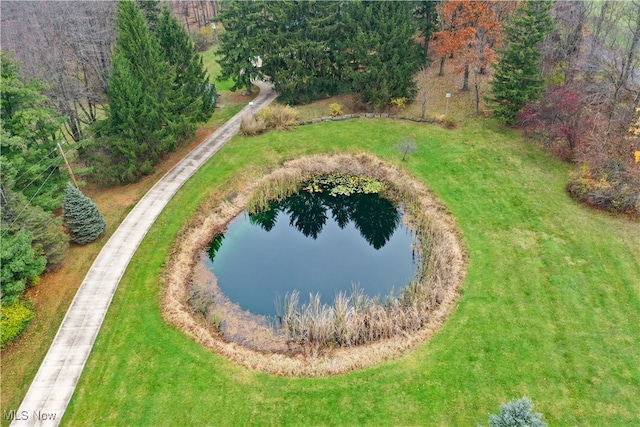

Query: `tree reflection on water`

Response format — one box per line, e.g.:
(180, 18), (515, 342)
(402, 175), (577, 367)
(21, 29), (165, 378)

(248, 190), (400, 250)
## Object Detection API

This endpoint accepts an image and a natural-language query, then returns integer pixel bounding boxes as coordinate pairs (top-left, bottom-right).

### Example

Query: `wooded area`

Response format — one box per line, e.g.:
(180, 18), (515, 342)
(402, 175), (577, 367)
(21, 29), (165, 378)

(1, 0), (639, 349)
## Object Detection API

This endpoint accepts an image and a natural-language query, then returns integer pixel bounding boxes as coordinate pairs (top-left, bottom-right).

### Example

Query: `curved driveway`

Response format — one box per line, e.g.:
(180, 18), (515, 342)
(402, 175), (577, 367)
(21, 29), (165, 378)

(12, 82), (277, 426)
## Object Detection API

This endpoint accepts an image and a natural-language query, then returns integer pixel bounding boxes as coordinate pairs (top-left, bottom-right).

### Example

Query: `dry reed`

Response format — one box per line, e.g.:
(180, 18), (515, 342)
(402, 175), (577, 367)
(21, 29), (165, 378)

(161, 153), (467, 376)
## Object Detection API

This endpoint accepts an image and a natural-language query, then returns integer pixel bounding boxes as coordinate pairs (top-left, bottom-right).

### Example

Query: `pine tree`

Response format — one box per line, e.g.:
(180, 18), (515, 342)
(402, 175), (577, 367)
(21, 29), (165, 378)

(0, 52), (66, 211)
(102, 0), (175, 182)
(62, 183), (106, 245)
(156, 6), (215, 128)
(136, 0), (160, 32)
(218, 0), (267, 94)
(262, 0), (343, 104)
(488, 0), (553, 125)
(343, 1), (423, 109)
(413, 0), (440, 62)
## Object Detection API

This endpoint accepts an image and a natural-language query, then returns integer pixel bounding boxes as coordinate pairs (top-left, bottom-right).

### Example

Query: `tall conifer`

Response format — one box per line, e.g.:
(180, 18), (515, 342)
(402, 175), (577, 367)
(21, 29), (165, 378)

(156, 6), (215, 128)
(104, 0), (175, 182)
(262, 0), (343, 104)
(488, 0), (553, 124)
(217, 0), (268, 94)
(343, 1), (423, 109)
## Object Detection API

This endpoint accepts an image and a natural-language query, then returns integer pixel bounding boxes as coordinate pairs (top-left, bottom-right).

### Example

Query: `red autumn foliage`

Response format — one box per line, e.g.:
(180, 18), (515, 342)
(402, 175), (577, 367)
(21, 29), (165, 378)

(518, 87), (587, 161)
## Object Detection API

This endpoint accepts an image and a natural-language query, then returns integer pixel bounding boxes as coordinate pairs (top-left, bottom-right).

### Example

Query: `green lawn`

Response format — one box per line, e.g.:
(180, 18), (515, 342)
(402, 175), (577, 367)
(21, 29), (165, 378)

(200, 45), (236, 92)
(64, 119), (640, 425)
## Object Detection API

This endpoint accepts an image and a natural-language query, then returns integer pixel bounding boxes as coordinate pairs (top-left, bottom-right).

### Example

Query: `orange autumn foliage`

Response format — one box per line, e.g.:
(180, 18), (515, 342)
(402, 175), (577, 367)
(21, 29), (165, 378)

(433, 0), (513, 75)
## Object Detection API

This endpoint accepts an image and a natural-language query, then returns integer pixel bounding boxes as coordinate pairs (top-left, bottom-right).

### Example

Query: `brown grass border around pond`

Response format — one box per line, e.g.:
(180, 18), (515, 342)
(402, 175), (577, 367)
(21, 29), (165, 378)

(161, 153), (467, 377)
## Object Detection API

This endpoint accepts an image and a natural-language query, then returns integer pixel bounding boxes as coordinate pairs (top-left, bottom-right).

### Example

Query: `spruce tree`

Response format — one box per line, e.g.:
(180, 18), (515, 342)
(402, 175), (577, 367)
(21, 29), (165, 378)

(413, 0), (440, 62)
(103, 0), (175, 182)
(217, 0), (268, 94)
(488, 398), (546, 427)
(343, 1), (423, 109)
(3, 189), (69, 271)
(156, 6), (215, 128)
(136, 0), (160, 32)
(488, 0), (553, 125)
(262, 0), (343, 104)
(62, 183), (106, 245)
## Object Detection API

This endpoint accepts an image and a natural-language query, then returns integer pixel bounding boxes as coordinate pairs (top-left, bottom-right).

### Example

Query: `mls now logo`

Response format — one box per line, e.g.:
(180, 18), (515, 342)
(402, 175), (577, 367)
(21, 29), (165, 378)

(3, 410), (58, 422)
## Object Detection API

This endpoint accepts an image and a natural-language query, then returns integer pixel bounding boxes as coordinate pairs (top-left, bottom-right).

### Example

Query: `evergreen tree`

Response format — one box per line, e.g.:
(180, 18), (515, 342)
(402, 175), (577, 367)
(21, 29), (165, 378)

(413, 1), (440, 62)
(262, 0), (343, 104)
(343, 1), (423, 109)
(2, 189), (69, 271)
(136, 0), (161, 32)
(488, 398), (546, 427)
(62, 183), (106, 245)
(488, 0), (553, 125)
(217, 0), (268, 94)
(101, 0), (176, 183)
(156, 6), (215, 127)
(0, 230), (46, 304)
(0, 52), (66, 211)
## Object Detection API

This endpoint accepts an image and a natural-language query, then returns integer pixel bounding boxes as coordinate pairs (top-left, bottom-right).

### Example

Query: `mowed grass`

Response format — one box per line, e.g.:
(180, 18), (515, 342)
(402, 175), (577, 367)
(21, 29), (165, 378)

(0, 45), (251, 423)
(63, 118), (640, 425)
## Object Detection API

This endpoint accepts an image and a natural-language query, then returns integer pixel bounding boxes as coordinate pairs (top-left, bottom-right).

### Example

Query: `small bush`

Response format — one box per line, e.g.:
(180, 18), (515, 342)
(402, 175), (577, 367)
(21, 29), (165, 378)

(433, 114), (457, 129)
(239, 114), (267, 136)
(395, 137), (418, 161)
(487, 397), (546, 427)
(390, 97), (407, 110)
(567, 164), (640, 215)
(206, 311), (222, 333)
(329, 103), (344, 117)
(1, 301), (35, 349)
(257, 104), (299, 131)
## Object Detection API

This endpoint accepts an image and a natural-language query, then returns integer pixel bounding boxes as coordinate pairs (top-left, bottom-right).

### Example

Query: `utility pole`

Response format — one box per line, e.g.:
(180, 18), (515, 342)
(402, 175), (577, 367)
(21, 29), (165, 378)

(57, 142), (79, 188)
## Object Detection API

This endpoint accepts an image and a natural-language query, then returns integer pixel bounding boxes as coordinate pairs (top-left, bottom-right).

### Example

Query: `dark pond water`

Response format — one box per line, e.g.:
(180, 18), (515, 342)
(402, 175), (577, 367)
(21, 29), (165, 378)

(204, 191), (417, 317)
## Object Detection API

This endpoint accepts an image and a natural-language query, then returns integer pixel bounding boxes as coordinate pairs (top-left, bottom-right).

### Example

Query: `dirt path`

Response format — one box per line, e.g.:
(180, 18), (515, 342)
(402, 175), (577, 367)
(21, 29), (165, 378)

(10, 82), (276, 427)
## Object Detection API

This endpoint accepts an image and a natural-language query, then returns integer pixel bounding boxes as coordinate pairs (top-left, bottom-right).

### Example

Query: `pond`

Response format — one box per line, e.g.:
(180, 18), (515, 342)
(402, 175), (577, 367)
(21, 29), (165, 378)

(202, 189), (418, 317)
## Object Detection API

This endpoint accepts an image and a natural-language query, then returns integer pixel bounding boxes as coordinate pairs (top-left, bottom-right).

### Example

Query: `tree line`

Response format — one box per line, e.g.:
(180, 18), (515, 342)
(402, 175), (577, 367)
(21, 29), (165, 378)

(217, 0), (425, 108)
(1, 0), (215, 346)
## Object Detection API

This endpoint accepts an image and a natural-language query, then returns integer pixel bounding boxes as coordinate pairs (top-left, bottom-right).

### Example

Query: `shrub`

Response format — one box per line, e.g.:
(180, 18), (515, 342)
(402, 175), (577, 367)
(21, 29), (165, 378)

(567, 164), (640, 215)
(257, 104), (299, 131)
(0, 230), (46, 305)
(62, 183), (107, 244)
(1, 301), (35, 349)
(395, 137), (418, 161)
(2, 189), (69, 271)
(434, 114), (457, 129)
(239, 114), (267, 136)
(390, 97), (407, 111)
(329, 103), (344, 117)
(487, 397), (546, 427)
